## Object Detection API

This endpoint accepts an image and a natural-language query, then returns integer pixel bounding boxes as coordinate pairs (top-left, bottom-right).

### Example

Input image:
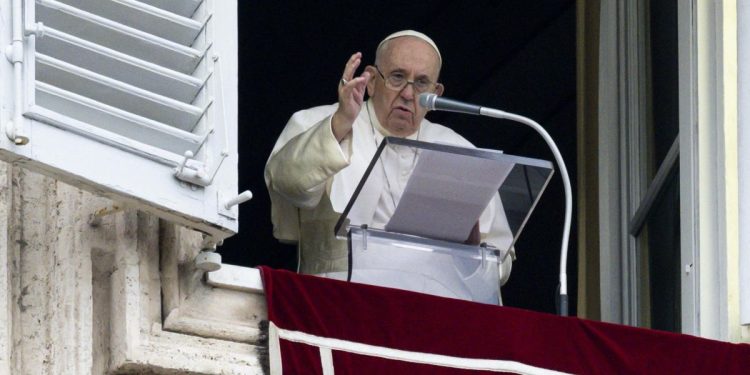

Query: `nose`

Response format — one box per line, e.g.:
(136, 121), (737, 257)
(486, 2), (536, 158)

(399, 82), (416, 100)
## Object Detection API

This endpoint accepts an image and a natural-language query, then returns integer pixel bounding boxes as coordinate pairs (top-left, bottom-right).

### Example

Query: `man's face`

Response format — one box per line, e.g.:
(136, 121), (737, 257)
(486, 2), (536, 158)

(366, 37), (444, 137)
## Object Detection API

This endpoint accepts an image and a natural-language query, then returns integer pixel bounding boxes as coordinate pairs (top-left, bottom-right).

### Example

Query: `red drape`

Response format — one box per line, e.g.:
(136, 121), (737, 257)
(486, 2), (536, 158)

(260, 266), (750, 374)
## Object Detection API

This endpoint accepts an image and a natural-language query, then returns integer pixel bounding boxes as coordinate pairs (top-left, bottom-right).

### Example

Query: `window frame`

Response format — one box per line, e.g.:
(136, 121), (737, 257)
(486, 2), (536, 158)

(597, 0), (735, 339)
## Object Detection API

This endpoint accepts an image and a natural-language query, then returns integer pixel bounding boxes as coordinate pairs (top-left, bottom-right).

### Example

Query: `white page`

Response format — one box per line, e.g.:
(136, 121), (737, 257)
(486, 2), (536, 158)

(385, 149), (514, 242)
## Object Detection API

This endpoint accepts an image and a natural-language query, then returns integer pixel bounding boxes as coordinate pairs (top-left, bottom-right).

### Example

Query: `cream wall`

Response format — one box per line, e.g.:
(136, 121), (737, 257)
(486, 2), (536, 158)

(718, 0), (747, 343)
(736, 0), (750, 339)
(698, 0), (749, 343)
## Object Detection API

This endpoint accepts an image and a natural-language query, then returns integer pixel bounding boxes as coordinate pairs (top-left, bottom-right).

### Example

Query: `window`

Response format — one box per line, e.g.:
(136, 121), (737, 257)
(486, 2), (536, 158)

(0, 0), (241, 240)
(596, 0), (736, 338)
(628, 0), (681, 332)
(595, 0), (687, 330)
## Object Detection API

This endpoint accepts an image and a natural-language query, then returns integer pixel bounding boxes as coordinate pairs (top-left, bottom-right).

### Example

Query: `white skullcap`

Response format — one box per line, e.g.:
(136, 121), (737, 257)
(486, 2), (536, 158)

(377, 30), (442, 64)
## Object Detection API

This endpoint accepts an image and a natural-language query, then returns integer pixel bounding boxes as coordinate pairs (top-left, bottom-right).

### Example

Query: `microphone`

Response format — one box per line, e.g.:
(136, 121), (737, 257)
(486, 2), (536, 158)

(419, 93), (573, 317)
(418, 93), (481, 115)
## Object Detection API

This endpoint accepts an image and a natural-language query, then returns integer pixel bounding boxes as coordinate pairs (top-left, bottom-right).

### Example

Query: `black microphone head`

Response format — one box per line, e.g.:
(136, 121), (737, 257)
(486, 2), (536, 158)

(419, 93), (437, 111)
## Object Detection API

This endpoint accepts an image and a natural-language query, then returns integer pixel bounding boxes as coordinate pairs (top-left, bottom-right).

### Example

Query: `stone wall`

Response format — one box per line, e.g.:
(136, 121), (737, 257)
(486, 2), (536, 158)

(0, 162), (266, 374)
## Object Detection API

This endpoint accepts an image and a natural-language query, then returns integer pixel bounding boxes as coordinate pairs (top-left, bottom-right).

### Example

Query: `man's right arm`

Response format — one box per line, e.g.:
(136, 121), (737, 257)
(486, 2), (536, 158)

(265, 110), (351, 209)
(265, 52), (371, 209)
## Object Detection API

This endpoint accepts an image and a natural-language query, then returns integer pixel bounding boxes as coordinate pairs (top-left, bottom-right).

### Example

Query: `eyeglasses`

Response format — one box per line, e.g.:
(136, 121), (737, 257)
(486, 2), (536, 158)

(374, 65), (437, 93)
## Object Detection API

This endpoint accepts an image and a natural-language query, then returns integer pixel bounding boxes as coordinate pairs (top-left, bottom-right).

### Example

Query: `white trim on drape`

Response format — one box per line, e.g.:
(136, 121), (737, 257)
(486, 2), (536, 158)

(267, 321), (570, 374)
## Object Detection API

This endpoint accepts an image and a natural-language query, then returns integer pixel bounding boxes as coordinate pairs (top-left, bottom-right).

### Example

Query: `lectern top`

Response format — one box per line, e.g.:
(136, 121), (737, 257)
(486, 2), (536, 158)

(334, 137), (554, 253)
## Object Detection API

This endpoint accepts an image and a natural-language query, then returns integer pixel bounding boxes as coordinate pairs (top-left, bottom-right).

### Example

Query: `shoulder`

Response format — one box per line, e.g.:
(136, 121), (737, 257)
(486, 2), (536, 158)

(420, 119), (475, 148)
(269, 104), (339, 155)
(287, 103), (339, 128)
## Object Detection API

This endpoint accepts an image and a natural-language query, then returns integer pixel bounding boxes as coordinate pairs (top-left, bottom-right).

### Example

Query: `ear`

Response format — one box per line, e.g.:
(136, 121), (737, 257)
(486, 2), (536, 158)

(434, 83), (445, 97)
(364, 65), (377, 96)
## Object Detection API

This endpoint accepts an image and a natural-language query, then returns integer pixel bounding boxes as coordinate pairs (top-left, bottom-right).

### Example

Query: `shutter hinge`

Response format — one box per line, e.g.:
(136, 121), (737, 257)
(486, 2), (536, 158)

(4, 0), (44, 146)
(173, 147), (228, 187)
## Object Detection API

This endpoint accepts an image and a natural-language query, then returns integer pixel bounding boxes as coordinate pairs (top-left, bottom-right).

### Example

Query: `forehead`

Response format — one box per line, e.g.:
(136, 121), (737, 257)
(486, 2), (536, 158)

(379, 37), (441, 77)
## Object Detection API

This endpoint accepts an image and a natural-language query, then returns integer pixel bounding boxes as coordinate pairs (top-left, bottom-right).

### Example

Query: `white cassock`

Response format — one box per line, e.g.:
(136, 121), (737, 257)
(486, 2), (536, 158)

(265, 101), (514, 302)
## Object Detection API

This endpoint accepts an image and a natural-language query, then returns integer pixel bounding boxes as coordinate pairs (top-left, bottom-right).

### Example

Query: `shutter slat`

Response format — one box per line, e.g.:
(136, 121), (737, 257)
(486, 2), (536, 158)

(35, 82), (203, 155)
(138, 0), (202, 18)
(24, 106), (184, 168)
(36, 54), (205, 131)
(37, 0), (203, 74)
(55, 0), (204, 46)
(37, 27), (205, 103)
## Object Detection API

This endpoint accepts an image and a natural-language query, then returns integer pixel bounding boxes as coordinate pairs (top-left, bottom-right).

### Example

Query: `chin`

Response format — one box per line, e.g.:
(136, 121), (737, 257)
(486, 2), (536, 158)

(388, 124), (415, 136)
(387, 118), (415, 131)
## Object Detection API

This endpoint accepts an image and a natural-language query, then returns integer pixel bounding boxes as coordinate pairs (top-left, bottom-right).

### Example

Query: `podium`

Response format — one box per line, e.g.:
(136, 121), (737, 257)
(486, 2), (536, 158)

(333, 137), (553, 304)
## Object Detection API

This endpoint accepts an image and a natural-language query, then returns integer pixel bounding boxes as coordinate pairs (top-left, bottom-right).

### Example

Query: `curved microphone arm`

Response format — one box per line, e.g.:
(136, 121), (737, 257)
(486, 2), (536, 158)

(480, 108), (572, 317)
(419, 93), (572, 316)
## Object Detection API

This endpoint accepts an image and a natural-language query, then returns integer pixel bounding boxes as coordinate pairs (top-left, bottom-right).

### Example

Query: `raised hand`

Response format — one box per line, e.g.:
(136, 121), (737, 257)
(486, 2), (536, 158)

(331, 52), (371, 142)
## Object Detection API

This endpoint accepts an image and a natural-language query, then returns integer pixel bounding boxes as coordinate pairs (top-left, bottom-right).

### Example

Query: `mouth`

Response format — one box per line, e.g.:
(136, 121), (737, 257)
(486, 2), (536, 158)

(392, 105), (413, 116)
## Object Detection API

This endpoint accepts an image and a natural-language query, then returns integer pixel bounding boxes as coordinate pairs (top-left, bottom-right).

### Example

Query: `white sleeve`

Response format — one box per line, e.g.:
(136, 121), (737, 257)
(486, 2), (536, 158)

(265, 114), (351, 209)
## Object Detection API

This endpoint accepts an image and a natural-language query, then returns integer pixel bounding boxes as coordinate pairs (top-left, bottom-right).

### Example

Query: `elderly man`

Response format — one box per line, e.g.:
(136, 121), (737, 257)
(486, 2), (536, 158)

(265, 30), (513, 289)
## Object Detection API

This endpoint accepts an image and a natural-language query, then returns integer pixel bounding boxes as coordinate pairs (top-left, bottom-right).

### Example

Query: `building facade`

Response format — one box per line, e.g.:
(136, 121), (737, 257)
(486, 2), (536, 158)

(2, 0), (749, 374)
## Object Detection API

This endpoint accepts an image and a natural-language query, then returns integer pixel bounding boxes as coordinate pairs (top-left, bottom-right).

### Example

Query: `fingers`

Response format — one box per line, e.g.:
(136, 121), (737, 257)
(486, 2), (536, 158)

(342, 52), (362, 82)
(332, 57), (369, 142)
(350, 71), (371, 101)
(341, 71), (370, 90)
(339, 71), (370, 106)
(338, 52), (369, 101)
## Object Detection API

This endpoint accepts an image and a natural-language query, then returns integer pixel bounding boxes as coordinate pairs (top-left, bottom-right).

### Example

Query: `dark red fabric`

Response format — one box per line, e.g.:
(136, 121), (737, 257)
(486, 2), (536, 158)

(260, 266), (750, 374)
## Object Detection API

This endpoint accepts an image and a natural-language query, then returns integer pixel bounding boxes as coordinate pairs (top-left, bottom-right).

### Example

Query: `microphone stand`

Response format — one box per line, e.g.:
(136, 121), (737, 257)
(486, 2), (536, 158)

(480, 107), (572, 317)
(420, 94), (572, 316)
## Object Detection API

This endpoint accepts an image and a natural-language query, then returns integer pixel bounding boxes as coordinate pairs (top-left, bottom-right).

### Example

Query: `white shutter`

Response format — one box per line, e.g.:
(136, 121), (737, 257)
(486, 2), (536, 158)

(0, 0), (241, 240)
